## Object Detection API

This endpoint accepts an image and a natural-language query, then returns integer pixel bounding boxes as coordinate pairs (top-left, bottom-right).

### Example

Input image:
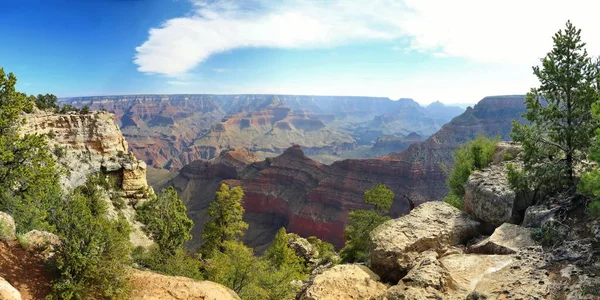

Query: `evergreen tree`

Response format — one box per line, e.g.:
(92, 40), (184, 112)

(512, 21), (599, 194)
(262, 228), (308, 300)
(136, 186), (193, 256)
(340, 184), (394, 263)
(0, 68), (63, 232)
(200, 184), (248, 258)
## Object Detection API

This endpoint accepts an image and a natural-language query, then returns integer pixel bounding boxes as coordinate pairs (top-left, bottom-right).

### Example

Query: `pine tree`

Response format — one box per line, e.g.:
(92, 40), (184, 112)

(200, 184), (248, 258)
(0, 68), (63, 232)
(512, 21), (599, 194)
(136, 186), (193, 256)
(340, 184), (394, 263)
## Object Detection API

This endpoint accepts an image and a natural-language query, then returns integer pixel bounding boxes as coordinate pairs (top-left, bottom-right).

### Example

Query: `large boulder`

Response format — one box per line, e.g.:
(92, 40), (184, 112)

(469, 223), (537, 254)
(468, 247), (551, 299)
(0, 276), (21, 300)
(464, 163), (533, 228)
(298, 264), (388, 300)
(129, 269), (240, 300)
(0, 212), (16, 241)
(370, 202), (480, 283)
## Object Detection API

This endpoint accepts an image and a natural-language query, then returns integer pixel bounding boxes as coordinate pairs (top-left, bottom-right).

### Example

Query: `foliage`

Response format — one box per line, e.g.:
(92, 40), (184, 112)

(133, 246), (203, 280)
(204, 240), (265, 299)
(47, 175), (132, 300)
(443, 136), (497, 210)
(80, 105), (90, 114)
(578, 170), (600, 216)
(34, 93), (58, 110)
(340, 184), (394, 263)
(136, 187), (193, 256)
(59, 104), (79, 114)
(512, 21), (599, 196)
(200, 184), (248, 258)
(0, 68), (63, 233)
(307, 235), (335, 259)
(261, 228), (308, 299)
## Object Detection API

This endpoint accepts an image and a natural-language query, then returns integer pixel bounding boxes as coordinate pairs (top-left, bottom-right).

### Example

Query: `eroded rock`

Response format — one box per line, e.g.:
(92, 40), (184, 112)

(129, 269), (240, 300)
(287, 234), (319, 263)
(370, 201), (480, 283)
(0, 212), (16, 241)
(469, 223), (537, 254)
(464, 163), (533, 228)
(522, 205), (559, 228)
(492, 141), (522, 164)
(299, 264), (388, 300)
(0, 276), (21, 300)
(20, 230), (61, 259)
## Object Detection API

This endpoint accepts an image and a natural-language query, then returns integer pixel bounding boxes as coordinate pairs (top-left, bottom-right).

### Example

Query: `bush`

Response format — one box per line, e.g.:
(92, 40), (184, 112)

(133, 246), (203, 280)
(80, 105), (90, 114)
(34, 93), (58, 110)
(47, 176), (132, 299)
(340, 184), (394, 263)
(443, 136), (497, 210)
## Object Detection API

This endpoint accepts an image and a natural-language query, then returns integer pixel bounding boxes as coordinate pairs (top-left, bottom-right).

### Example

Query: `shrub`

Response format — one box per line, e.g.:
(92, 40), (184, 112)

(133, 246), (203, 280)
(443, 136), (497, 210)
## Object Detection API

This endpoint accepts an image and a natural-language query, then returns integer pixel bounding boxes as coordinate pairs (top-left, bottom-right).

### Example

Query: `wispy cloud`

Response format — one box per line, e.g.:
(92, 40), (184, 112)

(135, 0), (600, 77)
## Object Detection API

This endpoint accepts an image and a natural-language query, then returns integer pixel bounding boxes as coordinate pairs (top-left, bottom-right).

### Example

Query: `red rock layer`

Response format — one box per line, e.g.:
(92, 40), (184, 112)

(171, 95), (526, 250)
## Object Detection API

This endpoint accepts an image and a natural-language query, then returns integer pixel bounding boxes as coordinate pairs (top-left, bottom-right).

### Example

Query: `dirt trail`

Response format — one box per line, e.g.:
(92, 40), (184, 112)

(0, 241), (52, 300)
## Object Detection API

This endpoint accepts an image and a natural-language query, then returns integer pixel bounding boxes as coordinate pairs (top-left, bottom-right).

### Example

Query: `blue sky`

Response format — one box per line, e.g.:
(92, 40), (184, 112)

(2, 0), (599, 104)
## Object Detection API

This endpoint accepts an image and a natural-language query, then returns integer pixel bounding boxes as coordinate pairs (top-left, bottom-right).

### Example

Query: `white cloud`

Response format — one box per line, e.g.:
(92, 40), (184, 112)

(135, 0), (600, 76)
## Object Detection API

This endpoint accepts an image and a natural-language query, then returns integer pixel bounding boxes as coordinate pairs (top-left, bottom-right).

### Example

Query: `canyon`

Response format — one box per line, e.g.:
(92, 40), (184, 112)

(61, 95), (464, 174)
(170, 95), (527, 250)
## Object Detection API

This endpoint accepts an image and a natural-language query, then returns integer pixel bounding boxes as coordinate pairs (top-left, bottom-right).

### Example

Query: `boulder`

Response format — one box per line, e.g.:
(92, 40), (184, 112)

(0, 276), (21, 300)
(492, 142), (522, 164)
(287, 234), (319, 262)
(469, 247), (551, 299)
(440, 254), (514, 292)
(469, 223), (537, 254)
(370, 202), (480, 283)
(129, 269), (240, 300)
(0, 212), (16, 241)
(299, 264), (388, 300)
(20, 230), (60, 258)
(378, 285), (447, 300)
(522, 205), (559, 228)
(464, 163), (533, 228)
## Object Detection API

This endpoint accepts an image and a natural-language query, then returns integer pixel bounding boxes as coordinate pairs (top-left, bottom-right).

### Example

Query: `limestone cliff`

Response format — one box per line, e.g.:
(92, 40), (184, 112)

(21, 110), (153, 248)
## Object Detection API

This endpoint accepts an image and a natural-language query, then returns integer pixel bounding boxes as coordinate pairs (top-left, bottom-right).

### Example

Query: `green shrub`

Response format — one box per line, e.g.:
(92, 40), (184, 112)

(80, 105), (90, 114)
(340, 184), (394, 263)
(47, 176), (132, 299)
(532, 221), (566, 247)
(503, 152), (515, 161)
(443, 136), (497, 210)
(133, 246), (203, 280)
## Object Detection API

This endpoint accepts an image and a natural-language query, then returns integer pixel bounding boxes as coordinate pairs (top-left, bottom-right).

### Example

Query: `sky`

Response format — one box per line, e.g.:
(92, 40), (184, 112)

(2, 0), (600, 105)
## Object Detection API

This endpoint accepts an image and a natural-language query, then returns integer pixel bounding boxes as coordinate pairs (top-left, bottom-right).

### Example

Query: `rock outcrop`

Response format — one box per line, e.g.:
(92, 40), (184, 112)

(464, 162), (533, 228)
(370, 202), (480, 283)
(172, 146), (439, 250)
(298, 264), (388, 300)
(287, 234), (319, 263)
(0, 212), (16, 241)
(469, 223), (537, 254)
(20, 230), (60, 259)
(22, 110), (154, 248)
(129, 269), (240, 300)
(0, 276), (21, 300)
(62, 94), (464, 171)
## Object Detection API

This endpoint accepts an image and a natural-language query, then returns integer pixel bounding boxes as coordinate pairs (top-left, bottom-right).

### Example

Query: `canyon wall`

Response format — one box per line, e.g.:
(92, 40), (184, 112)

(171, 95), (526, 250)
(62, 95), (464, 170)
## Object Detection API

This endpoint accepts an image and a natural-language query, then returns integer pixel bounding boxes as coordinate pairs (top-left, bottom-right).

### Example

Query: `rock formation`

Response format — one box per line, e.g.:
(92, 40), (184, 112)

(171, 146), (438, 250)
(22, 110), (154, 248)
(370, 202), (481, 283)
(298, 264), (388, 300)
(0, 212), (16, 241)
(128, 269), (240, 300)
(0, 276), (21, 300)
(61, 94), (464, 172)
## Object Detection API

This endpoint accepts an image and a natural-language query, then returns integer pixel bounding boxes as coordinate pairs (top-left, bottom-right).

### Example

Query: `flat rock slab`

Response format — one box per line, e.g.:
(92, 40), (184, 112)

(440, 254), (514, 292)
(469, 223), (537, 254)
(299, 264), (388, 300)
(370, 202), (480, 283)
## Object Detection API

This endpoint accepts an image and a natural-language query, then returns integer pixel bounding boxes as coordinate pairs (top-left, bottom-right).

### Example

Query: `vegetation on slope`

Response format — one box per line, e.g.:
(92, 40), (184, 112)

(443, 136), (497, 210)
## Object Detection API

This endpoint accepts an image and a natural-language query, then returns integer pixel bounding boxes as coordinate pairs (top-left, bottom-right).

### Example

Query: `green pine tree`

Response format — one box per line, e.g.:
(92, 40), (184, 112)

(512, 21), (599, 195)
(200, 184), (248, 258)
(340, 184), (394, 263)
